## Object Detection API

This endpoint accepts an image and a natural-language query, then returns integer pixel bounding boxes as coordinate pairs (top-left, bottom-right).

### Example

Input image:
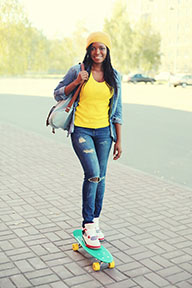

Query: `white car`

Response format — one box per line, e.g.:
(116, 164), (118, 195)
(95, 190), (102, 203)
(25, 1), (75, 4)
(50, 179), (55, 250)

(170, 74), (192, 87)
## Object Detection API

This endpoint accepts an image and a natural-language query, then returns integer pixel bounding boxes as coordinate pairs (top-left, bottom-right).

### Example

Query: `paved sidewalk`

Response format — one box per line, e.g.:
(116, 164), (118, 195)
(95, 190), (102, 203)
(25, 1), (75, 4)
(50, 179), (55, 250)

(0, 123), (192, 288)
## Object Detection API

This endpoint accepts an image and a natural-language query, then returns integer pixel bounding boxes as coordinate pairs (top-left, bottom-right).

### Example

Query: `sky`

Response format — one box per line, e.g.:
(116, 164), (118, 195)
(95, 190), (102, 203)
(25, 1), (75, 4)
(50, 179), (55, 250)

(20, 0), (115, 39)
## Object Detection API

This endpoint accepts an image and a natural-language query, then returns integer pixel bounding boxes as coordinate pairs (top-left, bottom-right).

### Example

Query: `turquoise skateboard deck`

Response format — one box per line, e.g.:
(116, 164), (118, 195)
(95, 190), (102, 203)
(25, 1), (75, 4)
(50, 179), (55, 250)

(72, 229), (115, 271)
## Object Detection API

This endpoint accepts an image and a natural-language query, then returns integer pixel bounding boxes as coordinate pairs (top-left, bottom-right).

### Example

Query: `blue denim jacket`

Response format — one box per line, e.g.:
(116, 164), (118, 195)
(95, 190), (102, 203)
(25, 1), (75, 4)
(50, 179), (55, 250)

(54, 64), (122, 142)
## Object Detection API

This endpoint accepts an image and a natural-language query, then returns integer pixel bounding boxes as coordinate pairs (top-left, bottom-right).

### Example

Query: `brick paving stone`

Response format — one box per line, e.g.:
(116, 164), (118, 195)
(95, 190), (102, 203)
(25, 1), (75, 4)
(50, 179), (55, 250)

(156, 241), (177, 253)
(64, 262), (86, 276)
(29, 274), (60, 286)
(7, 247), (32, 257)
(64, 250), (86, 262)
(51, 282), (68, 288)
(9, 238), (26, 249)
(92, 271), (115, 286)
(128, 267), (152, 278)
(118, 261), (142, 273)
(36, 285), (52, 288)
(51, 265), (73, 279)
(178, 262), (192, 274)
(105, 279), (136, 288)
(0, 266), (20, 278)
(0, 251), (10, 264)
(25, 268), (53, 280)
(9, 252), (36, 262)
(140, 258), (163, 271)
(133, 275), (160, 288)
(111, 239), (130, 250)
(30, 245), (48, 256)
(42, 242), (61, 253)
(72, 280), (103, 288)
(145, 243), (166, 254)
(0, 262), (15, 271)
(0, 240), (14, 251)
(177, 281), (192, 288)
(42, 252), (75, 263)
(64, 274), (95, 286)
(170, 254), (192, 265)
(150, 255), (173, 268)
(167, 271), (192, 285)
(11, 274), (32, 288)
(0, 278), (16, 288)
(183, 247), (192, 256)
(112, 251), (134, 264)
(45, 257), (72, 267)
(15, 260), (34, 273)
(104, 269), (128, 282)
(131, 250), (156, 261)
(1, 123), (192, 287)
(28, 257), (48, 269)
(23, 236), (49, 247)
(157, 265), (183, 278)
(145, 272), (170, 287)
(161, 250), (184, 260)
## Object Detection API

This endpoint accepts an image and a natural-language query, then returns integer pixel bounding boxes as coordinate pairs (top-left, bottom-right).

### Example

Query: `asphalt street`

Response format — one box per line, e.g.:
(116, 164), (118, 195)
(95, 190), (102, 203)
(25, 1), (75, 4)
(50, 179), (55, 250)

(0, 80), (192, 189)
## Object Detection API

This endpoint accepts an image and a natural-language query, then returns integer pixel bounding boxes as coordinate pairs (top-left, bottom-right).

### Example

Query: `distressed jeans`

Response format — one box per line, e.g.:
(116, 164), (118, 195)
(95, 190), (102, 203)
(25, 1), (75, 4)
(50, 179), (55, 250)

(71, 126), (112, 226)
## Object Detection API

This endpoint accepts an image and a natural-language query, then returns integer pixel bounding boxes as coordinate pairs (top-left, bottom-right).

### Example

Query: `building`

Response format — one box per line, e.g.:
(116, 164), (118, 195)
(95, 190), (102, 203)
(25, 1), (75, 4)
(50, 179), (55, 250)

(126, 0), (192, 73)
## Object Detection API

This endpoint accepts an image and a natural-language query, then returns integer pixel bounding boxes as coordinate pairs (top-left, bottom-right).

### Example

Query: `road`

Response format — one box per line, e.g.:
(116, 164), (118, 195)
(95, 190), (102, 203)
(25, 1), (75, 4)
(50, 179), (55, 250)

(1, 78), (192, 188)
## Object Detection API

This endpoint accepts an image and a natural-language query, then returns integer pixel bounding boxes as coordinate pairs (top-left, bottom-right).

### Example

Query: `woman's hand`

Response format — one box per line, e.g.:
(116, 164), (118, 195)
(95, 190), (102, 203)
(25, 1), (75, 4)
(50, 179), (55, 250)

(75, 71), (89, 85)
(65, 71), (89, 95)
(113, 141), (122, 160)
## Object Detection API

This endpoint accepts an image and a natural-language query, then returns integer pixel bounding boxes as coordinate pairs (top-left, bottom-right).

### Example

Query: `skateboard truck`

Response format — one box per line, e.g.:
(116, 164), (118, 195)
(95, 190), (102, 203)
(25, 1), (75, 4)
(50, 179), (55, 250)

(72, 229), (115, 271)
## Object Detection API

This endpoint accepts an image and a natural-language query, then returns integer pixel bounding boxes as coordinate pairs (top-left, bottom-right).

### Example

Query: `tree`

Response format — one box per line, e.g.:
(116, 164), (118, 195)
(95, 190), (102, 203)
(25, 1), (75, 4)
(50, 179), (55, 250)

(103, 0), (161, 74)
(27, 27), (50, 73)
(0, 0), (31, 75)
(133, 18), (161, 73)
(104, 0), (133, 74)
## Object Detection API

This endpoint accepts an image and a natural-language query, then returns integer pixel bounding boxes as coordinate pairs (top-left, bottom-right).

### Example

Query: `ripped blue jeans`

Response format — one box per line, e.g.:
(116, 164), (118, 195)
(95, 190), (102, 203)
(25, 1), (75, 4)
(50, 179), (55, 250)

(71, 126), (112, 227)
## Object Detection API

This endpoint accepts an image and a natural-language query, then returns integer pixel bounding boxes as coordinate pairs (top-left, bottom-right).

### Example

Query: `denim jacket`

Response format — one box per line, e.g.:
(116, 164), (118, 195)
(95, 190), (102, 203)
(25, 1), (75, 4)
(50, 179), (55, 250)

(54, 63), (122, 142)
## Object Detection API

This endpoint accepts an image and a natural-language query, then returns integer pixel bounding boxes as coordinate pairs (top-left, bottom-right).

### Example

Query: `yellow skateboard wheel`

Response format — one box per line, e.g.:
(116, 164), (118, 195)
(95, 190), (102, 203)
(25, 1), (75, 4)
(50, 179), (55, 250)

(108, 260), (115, 269)
(92, 262), (100, 271)
(72, 243), (79, 251)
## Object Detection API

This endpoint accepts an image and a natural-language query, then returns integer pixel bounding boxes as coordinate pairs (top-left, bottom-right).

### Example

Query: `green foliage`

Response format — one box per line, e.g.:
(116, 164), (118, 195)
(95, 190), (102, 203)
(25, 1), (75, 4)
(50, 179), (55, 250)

(0, 0), (161, 76)
(104, 0), (133, 73)
(0, 0), (30, 75)
(0, 0), (78, 75)
(104, 0), (161, 74)
(133, 18), (161, 73)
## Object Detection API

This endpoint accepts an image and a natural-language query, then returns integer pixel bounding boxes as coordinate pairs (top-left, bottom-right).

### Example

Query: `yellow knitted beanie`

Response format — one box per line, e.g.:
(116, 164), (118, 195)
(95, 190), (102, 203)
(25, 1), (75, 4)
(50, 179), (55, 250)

(86, 32), (111, 50)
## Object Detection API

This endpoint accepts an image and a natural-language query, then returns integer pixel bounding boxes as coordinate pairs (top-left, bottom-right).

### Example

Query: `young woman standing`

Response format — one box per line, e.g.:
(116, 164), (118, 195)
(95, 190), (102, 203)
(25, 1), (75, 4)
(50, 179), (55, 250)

(54, 32), (122, 249)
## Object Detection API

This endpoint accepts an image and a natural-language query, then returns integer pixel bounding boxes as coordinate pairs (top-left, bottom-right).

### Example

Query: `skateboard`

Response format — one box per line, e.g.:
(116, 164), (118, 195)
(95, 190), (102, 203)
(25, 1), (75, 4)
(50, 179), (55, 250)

(72, 229), (115, 271)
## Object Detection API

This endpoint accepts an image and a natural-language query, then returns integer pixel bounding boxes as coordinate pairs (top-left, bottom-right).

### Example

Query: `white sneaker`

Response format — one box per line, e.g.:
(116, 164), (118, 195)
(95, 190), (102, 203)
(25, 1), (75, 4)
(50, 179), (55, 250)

(94, 218), (105, 241)
(82, 223), (101, 249)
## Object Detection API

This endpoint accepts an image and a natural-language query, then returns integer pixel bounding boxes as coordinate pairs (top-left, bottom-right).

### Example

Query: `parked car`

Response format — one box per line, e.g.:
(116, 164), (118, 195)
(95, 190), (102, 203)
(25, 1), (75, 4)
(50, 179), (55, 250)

(155, 72), (171, 82)
(170, 74), (192, 87)
(128, 74), (156, 84)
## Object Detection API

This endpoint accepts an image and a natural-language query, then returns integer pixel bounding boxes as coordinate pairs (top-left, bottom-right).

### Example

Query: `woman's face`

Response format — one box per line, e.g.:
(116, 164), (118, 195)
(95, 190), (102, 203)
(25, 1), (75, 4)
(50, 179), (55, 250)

(90, 42), (107, 64)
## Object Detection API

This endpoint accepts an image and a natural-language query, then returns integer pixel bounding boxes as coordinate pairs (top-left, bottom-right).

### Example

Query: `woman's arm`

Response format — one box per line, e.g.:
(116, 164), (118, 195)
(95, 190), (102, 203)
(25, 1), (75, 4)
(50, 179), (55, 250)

(113, 123), (122, 160)
(54, 65), (88, 101)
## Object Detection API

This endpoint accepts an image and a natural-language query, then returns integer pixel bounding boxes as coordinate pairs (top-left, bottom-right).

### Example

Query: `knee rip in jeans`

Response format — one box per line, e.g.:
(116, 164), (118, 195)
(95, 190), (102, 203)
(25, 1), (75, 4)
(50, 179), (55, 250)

(83, 149), (94, 153)
(88, 176), (105, 183)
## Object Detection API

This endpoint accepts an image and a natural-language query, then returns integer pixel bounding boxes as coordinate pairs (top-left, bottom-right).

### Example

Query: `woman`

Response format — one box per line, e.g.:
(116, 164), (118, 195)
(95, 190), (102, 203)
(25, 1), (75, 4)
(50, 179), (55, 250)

(54, 32), (122, 249)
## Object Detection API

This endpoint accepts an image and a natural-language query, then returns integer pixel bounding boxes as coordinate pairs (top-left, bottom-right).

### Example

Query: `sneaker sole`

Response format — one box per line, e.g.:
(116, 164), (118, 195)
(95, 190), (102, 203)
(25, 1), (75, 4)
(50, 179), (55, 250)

(98, 237), (104, 241)
(85, 243), (101, 249)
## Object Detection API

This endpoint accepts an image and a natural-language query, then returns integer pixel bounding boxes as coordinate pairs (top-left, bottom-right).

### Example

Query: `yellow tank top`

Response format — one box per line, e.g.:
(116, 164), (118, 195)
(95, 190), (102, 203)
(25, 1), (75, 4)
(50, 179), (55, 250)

(74, 72), (113, 128)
